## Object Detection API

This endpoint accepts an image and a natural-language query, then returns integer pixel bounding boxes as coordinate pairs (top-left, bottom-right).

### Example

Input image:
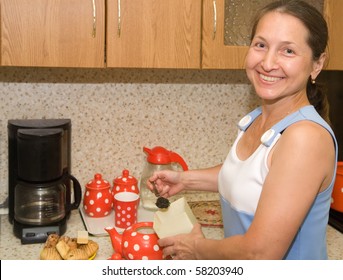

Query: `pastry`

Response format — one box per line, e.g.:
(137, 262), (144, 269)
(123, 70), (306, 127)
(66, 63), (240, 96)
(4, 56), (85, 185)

(40, 233), (99, 260)
(65, 248), (89, 260)
(78, 240), (99, 258)
(40, 234), (62, 260)
(56, 238), (70, 259)
(40, 247), (63, 260)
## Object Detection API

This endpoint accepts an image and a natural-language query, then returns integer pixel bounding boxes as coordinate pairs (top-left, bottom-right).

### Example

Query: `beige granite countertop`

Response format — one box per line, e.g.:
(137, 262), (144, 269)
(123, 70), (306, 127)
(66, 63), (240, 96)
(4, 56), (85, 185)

(0, 207), (224, 260)
(1, 209), (342, 260)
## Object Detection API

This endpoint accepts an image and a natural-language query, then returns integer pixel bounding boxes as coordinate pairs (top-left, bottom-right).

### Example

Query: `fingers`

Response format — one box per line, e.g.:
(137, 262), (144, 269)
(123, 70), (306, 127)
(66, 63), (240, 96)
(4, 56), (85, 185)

(158, 236), (174, 248)
(158, 237), (175, 259)
(192, 223), (203, 233)
(148, 178), (171, 197)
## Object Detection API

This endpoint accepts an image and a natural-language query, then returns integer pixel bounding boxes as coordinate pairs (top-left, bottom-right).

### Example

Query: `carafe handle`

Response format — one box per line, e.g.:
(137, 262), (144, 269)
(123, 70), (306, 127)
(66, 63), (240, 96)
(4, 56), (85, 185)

(66, 174), (82, 211)
(170, 152), (188, 171)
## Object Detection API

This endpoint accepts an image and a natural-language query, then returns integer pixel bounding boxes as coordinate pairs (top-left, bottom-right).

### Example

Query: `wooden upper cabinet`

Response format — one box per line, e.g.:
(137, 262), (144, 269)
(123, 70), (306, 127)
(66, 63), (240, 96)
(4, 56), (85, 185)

(0, 0), (341, 70)
(0, 0), (105, 67)
(202, 0), (342, 70)
(324, 0), (343, 70)
(202, 0), (248, 69)
(106, 0), (201, 69)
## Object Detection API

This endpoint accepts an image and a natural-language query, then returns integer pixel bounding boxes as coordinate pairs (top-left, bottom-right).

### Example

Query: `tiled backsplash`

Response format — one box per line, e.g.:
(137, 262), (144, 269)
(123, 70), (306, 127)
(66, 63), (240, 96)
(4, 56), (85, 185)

(0, 68), (259, 202)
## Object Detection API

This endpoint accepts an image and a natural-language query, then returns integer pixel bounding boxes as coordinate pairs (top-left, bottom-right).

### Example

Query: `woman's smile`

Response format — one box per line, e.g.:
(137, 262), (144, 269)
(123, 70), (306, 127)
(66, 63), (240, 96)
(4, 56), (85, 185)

(259, 73), (284, 83)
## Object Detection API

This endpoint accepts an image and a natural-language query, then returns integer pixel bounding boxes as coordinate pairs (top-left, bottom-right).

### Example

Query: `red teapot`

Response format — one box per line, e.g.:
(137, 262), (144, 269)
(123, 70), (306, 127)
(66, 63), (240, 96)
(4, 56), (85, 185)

(105, 222), (163, 260)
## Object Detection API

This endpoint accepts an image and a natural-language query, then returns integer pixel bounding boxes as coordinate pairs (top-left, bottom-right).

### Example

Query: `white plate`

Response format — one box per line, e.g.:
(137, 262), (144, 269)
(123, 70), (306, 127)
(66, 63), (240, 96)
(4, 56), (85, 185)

(79, 206), (155, 236)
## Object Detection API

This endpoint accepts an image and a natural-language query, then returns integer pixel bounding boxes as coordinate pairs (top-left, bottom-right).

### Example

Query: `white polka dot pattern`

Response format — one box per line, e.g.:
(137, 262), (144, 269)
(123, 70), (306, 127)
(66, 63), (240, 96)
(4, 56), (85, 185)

(83, 174), (114, 217)
(107, 222), (163, 260)
(114, 192), (139, 228)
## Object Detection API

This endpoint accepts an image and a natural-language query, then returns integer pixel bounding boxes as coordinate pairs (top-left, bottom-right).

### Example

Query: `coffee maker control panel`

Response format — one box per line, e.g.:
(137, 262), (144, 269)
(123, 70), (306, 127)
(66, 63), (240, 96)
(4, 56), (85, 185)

(21, 224), (65, 244)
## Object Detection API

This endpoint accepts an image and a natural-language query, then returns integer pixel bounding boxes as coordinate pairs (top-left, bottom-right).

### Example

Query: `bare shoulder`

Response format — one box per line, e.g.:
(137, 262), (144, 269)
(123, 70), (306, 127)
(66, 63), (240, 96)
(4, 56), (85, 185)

(272, 120), (335, 190)
(281, 120), (334, 148)
(268, 119), (335, 168)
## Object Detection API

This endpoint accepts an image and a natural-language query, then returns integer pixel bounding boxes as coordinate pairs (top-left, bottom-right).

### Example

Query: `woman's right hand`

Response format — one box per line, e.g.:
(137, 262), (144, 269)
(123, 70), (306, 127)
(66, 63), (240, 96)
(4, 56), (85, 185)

(147, 170), (185, 198)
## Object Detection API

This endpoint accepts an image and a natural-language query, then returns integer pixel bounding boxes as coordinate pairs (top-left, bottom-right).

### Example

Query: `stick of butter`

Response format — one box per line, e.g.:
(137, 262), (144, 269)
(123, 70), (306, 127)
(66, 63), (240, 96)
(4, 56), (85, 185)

(153, 197), (198, 239)
(77, 230), (89, 244)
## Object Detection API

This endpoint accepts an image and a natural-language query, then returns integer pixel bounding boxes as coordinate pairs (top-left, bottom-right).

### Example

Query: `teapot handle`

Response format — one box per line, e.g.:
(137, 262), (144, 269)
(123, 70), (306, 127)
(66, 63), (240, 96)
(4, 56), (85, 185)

(131, 221), (154, 232)
(170, 152), (188, 171)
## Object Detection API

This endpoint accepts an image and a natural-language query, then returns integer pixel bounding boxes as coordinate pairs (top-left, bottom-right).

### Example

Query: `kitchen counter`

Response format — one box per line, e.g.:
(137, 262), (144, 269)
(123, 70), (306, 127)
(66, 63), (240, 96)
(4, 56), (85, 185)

(1, 209), (343, 260)
(0, 208), (224, 260)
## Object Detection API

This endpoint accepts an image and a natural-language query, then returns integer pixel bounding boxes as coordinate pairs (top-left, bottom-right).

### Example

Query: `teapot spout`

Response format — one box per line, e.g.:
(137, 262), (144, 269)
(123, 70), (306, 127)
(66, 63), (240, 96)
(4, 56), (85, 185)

(105, 227), (122, 255)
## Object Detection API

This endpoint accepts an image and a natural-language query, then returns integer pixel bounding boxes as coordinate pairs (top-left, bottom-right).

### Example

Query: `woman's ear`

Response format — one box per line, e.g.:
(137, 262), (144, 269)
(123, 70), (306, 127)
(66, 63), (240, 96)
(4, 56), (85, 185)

(311, 52), (326, 80)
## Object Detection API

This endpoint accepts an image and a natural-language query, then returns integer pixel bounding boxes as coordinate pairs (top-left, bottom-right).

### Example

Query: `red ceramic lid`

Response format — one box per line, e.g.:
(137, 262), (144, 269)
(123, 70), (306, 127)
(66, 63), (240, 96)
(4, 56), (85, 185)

(143, 146), (188, 170)
(113, 169), (137, 186)
(86, 173), (110, 190)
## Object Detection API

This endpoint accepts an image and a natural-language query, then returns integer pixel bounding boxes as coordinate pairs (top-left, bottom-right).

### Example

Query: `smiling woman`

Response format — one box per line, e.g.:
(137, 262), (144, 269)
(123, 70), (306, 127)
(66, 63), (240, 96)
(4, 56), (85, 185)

(147, 0), (337, 260)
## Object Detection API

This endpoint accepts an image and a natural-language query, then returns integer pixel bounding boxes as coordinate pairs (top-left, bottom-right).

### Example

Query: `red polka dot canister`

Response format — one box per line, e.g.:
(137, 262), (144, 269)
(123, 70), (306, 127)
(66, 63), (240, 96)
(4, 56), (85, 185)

(112, 169), (139, 196)
(83, 173), (113, 217)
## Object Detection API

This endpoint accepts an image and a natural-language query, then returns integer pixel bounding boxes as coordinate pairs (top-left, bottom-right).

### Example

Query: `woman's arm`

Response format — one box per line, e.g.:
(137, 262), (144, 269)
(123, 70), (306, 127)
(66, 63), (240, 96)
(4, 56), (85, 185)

(149, 164), (222, 197)
(160, 121), (336, 259)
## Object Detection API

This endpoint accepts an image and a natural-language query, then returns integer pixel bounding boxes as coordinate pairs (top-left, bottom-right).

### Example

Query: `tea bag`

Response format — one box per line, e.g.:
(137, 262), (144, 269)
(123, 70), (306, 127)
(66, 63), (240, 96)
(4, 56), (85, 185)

(152, 182), (170, 209)
(155, 197), (170, 209)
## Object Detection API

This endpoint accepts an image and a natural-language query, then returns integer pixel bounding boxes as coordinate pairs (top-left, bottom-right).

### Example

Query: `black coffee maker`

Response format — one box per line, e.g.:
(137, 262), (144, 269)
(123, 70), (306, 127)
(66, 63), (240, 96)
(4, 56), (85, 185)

(8, 119), (81, 244)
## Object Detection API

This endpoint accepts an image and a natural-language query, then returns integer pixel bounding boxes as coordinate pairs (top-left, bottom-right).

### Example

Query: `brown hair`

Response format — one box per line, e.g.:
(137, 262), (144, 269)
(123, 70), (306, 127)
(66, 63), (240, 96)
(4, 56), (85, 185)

(250, 0), (330, 123)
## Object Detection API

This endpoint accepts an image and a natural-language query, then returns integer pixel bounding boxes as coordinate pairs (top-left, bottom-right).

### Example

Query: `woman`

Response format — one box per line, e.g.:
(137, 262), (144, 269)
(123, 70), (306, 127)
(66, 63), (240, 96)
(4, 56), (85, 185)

(148, 0), (338, 260)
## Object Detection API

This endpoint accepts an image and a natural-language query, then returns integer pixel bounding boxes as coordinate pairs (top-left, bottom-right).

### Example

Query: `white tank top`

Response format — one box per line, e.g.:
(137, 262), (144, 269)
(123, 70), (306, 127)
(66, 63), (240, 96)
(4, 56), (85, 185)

(218, 105), (337, 259)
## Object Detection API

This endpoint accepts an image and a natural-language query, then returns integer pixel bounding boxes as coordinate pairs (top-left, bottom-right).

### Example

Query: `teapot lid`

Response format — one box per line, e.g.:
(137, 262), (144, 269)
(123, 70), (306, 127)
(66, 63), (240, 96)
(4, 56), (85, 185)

(86, 173), (110, 190)
(113, 169), (137, 186)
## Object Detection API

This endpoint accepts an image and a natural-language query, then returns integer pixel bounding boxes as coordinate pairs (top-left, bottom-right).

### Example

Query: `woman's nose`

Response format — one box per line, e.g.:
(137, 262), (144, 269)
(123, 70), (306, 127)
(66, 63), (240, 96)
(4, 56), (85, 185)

(261, 51), (279, 71)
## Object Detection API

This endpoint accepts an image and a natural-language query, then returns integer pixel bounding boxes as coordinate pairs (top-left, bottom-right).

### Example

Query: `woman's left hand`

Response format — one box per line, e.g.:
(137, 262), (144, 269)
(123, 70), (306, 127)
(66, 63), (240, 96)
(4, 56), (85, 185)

(158, 223), (205, 260)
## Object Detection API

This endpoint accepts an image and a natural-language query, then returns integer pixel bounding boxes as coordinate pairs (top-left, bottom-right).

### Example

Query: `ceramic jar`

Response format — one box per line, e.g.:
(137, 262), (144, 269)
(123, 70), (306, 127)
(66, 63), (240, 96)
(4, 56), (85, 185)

(83, 173), (113, 217)
(112, 169), (139, 196)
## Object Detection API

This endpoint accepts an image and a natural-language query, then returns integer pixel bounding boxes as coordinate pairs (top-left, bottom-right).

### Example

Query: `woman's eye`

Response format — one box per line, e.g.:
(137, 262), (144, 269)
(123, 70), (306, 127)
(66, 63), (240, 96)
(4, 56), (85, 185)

(256, 43), (265, 48)
(284, 48), (295, 55)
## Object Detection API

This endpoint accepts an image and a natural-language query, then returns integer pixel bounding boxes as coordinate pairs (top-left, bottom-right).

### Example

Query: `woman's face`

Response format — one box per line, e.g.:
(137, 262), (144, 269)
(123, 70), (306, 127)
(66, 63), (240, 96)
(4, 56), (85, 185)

(245, 11), (323, 103)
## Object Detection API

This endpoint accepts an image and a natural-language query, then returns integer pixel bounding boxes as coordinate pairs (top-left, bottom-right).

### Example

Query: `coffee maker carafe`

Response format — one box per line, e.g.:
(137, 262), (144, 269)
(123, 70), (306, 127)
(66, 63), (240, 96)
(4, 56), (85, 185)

(8, 119), (81, 244)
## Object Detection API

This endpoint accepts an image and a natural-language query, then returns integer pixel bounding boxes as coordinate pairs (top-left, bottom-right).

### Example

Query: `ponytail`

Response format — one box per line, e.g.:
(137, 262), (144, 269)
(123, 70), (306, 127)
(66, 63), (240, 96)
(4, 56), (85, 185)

(306, 77), (331, 125)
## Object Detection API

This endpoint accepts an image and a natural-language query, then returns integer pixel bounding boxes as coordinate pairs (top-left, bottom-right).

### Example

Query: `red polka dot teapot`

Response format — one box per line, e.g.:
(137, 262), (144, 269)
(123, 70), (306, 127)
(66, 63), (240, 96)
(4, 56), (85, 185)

(83, 173), (113, 217)
(105, 222), (163, 260)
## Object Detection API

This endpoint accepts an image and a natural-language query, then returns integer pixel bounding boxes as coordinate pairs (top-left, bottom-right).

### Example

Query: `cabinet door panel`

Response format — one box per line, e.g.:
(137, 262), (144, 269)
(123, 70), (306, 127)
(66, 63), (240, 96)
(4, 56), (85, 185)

(202, 0), (248, 69)
(324, 0), (343, 70)
(202, 0), (333, 70)
(1, 0), (105, 67)
(106, 0), (201, 69)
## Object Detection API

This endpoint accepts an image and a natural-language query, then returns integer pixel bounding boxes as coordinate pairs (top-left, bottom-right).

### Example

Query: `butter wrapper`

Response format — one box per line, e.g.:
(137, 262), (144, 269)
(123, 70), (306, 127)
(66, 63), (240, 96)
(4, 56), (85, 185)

(153, 197), (198, 239)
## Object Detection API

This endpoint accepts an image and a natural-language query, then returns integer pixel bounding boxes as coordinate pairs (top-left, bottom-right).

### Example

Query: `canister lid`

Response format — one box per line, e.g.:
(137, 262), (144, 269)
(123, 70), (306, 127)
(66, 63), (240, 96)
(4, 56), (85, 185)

(113, 169), (137, 186)
(112, 169), (139, 194)
(86, 173), (110, 190)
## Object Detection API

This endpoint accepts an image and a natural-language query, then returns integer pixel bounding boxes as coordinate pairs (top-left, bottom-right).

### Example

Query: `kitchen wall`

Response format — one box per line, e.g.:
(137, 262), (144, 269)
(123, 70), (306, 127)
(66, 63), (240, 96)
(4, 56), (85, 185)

(0, 68), (259, 202)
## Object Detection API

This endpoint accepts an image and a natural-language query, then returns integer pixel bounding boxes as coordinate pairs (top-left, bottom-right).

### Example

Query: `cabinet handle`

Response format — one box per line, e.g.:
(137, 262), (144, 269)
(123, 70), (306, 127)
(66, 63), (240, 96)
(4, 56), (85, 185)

(212, 0), (217, 40)
(92, 0), (96, 37)
(117, 0), (121, 37)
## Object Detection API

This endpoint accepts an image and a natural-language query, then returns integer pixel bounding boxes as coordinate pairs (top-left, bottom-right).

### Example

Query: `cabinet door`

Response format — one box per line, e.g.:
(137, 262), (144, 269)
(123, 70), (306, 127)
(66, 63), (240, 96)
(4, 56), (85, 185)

(1, 0), (105, 67)
(202, 0), (248, 69)
(106, 0), (201, 69)
(324, 0), (343, 70)
(202, 0), (329, 70)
